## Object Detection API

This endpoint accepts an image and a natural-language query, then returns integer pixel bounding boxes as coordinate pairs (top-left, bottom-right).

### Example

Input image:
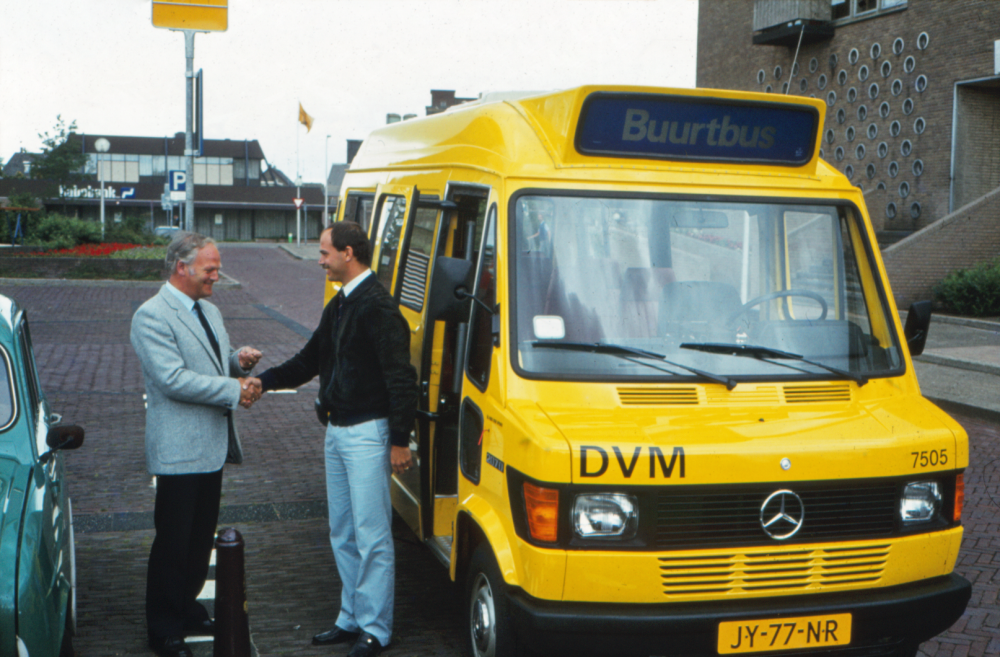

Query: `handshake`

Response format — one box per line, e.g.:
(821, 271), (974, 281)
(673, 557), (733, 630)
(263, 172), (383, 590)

(235, 346), (264, 409)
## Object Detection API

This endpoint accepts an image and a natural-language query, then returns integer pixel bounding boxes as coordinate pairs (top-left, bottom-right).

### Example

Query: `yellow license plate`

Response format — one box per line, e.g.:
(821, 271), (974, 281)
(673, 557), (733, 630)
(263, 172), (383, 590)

(718, 613), (852, 654)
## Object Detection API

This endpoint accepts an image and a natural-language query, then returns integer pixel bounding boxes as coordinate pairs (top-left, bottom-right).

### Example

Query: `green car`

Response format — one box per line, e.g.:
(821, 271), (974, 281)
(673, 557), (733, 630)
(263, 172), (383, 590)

(0, 294), (84, 657)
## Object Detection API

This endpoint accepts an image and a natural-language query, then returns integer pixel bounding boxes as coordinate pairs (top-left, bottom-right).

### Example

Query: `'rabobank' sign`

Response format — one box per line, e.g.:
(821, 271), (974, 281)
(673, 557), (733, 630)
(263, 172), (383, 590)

(575, 93), (818, 166)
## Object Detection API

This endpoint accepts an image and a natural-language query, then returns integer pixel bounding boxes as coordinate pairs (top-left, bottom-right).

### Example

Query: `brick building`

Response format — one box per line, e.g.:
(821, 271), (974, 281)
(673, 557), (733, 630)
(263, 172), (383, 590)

(697, 0), (1000, 306)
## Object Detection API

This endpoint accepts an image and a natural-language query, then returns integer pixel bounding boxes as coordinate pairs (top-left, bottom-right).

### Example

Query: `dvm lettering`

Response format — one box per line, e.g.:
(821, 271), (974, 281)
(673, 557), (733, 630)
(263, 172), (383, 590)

(580, 445), (685, 479)
(621, 109), (776, 149)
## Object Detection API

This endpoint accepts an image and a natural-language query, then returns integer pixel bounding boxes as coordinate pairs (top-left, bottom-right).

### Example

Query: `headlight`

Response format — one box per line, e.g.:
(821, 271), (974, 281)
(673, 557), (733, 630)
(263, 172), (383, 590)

(572, 493), (638, 539)
(900, 481), (941, 524)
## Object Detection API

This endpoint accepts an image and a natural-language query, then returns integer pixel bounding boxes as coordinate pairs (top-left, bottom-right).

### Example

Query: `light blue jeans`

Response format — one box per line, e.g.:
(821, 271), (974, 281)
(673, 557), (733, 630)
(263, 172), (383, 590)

(325, 418), (395, 645)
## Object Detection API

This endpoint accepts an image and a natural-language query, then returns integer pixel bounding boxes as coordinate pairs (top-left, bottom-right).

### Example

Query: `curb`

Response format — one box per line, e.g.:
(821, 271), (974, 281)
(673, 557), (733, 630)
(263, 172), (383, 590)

(916, 353), (1000, 378)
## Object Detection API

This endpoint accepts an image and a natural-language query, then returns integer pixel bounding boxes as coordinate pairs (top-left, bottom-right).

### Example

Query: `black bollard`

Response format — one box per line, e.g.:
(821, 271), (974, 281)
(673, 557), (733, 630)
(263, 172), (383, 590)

(214, 527), (251, 657)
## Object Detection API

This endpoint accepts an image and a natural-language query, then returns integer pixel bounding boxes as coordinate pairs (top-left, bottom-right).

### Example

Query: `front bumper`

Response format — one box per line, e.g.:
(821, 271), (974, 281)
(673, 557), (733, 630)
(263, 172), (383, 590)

(507, 573), (971, 656)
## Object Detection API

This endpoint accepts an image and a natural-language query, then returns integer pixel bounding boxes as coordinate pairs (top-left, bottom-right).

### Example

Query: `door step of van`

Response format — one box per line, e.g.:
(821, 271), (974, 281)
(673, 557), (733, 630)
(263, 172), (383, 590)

(427, 535), (453, 567)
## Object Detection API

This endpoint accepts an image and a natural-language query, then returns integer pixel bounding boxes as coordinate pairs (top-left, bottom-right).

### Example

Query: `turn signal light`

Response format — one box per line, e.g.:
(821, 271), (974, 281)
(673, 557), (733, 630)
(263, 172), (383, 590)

(954, 474), (964, 523)
(523, 481), (559, 543)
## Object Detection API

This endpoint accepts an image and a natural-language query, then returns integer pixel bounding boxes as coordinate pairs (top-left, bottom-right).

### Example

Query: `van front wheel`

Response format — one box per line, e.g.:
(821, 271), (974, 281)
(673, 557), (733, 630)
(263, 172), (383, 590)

(466, 543), (526, 657)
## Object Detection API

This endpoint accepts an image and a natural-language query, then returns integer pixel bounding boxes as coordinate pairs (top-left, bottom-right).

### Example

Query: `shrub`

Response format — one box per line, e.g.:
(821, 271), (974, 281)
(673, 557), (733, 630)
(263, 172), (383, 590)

(26, 214), (101, 250)
(933, 258), (1000, 317)
(106, 215), (159, 245)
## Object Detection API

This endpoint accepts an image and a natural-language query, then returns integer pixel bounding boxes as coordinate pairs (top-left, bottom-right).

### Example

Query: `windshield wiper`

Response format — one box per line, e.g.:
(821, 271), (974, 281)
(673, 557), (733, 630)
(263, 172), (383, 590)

(679, 342), (869, 386)
(528, 341), (738, 390)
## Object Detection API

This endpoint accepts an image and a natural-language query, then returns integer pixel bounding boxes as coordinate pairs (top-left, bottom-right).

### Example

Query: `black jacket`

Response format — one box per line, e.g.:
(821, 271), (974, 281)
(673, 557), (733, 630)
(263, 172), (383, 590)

(257, 273), (418, 447)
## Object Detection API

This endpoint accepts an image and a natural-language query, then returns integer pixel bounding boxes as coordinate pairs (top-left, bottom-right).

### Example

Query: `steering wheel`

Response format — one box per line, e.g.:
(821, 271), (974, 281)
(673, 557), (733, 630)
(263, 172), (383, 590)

(727, 289), (828, 325)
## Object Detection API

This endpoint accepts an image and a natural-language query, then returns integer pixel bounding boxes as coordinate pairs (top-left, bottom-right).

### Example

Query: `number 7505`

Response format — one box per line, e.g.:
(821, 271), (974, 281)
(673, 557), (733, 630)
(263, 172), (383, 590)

(911, 449), (947, 468)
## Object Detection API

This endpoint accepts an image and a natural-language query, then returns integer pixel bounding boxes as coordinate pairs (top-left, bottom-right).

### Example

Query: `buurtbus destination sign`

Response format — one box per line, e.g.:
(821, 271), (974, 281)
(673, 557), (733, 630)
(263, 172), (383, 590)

(575, 92), (818, 166)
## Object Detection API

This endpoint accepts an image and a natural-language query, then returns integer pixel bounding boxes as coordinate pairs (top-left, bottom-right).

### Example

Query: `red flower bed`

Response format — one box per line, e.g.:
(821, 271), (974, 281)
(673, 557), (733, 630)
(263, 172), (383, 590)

(42, 243), (142, 257)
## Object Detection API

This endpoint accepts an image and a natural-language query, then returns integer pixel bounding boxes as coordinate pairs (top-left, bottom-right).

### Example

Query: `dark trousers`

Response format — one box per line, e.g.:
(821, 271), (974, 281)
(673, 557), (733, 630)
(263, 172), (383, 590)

(146, 469), (223, 640)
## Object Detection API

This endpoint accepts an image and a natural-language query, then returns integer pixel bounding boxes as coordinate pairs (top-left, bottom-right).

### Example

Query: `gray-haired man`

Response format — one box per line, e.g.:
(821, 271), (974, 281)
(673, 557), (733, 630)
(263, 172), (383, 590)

(131, 232), (262, 657)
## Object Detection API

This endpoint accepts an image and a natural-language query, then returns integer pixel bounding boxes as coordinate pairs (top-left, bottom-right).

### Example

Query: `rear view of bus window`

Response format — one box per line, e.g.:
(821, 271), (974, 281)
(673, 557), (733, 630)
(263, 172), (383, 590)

(513, 195), (901, 382)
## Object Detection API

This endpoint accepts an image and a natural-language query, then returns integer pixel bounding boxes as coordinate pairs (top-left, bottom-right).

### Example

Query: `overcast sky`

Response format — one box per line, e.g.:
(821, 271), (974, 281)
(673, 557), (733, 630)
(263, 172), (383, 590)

(0, 0), (698, 185)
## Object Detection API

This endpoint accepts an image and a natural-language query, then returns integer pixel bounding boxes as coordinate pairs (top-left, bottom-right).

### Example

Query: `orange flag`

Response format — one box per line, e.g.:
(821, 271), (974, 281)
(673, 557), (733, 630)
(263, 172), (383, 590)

(298, 103), (314, 132)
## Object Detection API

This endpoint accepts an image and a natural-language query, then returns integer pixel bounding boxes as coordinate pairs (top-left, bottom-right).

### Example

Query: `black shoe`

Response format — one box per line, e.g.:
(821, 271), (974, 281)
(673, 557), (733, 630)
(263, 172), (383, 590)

(347, 633), (385, 657)
(312, 626), (360, 646)
(183, 618), (215, 636)
(149, 635), (193, 657)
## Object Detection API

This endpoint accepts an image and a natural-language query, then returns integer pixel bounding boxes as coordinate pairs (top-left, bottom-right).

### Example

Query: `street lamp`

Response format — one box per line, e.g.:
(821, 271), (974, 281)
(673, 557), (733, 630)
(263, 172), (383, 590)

(324, 134), (331, 227)
(94, 138), (110, 241)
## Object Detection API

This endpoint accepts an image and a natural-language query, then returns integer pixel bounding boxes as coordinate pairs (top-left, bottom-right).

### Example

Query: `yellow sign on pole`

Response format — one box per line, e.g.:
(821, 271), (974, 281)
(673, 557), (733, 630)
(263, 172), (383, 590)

(152, 0), (228, 32)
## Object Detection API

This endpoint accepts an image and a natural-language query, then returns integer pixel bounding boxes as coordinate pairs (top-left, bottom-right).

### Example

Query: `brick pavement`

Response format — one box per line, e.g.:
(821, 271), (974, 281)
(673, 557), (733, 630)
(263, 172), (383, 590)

(3, 244), (998, 656)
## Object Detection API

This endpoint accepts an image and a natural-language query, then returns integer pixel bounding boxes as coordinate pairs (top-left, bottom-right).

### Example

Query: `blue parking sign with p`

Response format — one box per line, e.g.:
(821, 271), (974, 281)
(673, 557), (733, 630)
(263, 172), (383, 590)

(170, 170), (187, 192)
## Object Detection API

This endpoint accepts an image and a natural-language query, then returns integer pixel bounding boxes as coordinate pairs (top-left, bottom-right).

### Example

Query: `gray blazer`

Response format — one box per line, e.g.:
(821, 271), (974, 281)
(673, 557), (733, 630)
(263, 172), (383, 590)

(130, 284), (247, 475)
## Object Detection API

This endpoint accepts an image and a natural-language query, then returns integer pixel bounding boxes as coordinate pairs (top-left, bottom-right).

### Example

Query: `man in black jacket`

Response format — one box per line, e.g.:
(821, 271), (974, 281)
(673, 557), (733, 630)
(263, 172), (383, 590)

(252, 221), (417, 657)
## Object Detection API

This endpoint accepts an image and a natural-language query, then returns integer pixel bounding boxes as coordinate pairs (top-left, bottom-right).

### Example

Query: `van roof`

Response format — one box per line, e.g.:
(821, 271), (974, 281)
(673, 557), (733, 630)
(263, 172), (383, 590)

(348, 85), (831, 182)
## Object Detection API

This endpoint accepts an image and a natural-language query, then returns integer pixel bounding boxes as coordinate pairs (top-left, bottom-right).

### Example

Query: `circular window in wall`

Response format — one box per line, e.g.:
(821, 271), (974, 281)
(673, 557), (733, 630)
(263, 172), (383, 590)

(913, 117), (926, 134)
(827, 90), (837, 105)
(877, 142), (889, 158)
(846, 126), (856, 141)
(871, 43), (881, 60)
(901, 139), (913, 156)
(912, 159), (924, 176)
(800, 78), (809, 92)
(837, 108), (847, 124)
(911, 202), (921, 219)
(859, 65), (870, 82)
(881, 61), (892, 78)
(886, 202), (897, 219)
(893, 38), (905, 55)
(857, 104), (868, 121)
(845, 164), (855, 179)
(904, 56), (916, 74)
(879, 101), (891, 118)
(877, 182), (887, 191)
(899, 181), (910, 198)
(867, 123), (879, 139)
(838, 69), (848, 85)
(810, 57), (819, 73)
(848, 49), (859, 65)
(915, 75), (928, 93)
(902, 98), (914, 115)
(917, 32), (930, 50)
(890, 120), (902, 137)
(766, 85), (773, 93)
(826, 129), (835, 144)
(782, 82), (790, 94)
(856, 144), (866, 160)
(829, 53), (839, 69)
(866, 163), (877, 179)
(791, 62), (800, 77)
(774, 66), (783, 80)
(757, 69), (766, 84)
(818, 73), (828, 90)
(847, 87), (858, 103)
(888, 161), (899, 177)
(869, 83), (880, 99)
(891, 79), (903, 96)
(835, 146), (845, 161)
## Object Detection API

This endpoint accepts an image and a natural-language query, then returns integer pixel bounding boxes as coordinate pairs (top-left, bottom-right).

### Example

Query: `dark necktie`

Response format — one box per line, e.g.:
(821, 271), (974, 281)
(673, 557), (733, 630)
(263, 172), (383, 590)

(193, 301), (221, 363)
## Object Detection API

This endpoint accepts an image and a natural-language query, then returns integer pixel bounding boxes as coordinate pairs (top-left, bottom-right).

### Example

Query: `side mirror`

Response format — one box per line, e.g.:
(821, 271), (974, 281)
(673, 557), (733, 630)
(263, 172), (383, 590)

(426, 257), (475, 323)
(903, 300), (932, 357)
(46, 424), (85, 452)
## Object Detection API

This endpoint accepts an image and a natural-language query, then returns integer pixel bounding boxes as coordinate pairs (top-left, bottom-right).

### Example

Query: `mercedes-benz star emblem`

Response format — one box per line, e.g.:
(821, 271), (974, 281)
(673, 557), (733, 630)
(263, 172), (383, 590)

(760, 490), (805, 540)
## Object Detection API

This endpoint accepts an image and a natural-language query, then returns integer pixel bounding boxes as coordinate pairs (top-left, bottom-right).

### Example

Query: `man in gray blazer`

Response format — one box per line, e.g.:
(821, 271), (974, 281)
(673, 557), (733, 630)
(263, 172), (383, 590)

(131, 232), (262, 657)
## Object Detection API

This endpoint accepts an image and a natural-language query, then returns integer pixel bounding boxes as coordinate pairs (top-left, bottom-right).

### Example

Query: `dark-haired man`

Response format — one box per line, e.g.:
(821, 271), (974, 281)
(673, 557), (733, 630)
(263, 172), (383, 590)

(251, 221), (418, 657)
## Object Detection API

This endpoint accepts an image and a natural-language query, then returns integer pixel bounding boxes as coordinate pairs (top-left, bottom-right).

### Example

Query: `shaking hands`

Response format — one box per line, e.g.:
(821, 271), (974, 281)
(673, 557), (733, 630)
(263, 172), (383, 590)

(239, 377), (263, 409)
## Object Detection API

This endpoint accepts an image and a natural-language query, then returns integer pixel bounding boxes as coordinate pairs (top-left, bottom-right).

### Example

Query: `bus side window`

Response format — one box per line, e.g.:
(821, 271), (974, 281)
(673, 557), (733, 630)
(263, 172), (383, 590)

(375, 195), (407, 289)
(343, 192), (376, 233)
(466, 205), (497, 390)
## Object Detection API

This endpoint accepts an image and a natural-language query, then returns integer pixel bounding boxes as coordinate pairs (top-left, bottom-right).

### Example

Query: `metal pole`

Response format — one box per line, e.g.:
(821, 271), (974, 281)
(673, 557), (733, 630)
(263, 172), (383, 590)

(324, 135), (330, 226)
(296, 180), (301, 245)
(184, 30), (196, 232)
(99, 152), (105, 240)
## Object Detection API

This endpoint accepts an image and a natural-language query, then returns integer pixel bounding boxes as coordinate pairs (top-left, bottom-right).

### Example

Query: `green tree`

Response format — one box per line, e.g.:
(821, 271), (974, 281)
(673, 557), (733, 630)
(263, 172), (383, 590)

(30, 116), (87, 183)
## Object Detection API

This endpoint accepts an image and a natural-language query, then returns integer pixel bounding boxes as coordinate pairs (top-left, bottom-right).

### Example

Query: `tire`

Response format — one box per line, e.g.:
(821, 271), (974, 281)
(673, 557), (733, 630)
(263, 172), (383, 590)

(465, 543), (526, 657)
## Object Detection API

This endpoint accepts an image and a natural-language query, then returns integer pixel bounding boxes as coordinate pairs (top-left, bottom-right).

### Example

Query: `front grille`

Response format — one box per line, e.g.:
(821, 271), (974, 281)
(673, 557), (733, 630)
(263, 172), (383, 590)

(659, 542), (889, 597)
(655, 481), (897, 550)
(784, 384), (852, 403)
(618, 386), (699, 405)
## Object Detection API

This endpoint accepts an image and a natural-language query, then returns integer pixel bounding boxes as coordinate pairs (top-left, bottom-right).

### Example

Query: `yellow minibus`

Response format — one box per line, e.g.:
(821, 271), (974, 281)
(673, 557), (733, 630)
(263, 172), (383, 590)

(331, 86), (970, 657)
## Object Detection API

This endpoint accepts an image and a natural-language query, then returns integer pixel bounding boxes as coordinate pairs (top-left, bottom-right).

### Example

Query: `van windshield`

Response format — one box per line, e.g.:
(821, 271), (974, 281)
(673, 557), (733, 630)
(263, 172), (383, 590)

(512, 194), (902, 382)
